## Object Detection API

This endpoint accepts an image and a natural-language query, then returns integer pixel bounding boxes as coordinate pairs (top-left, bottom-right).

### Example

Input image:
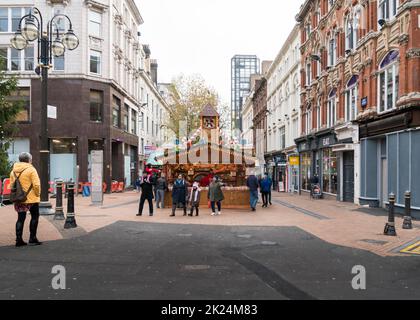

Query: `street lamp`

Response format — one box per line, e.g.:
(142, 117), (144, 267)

(10, 7), (79, 215)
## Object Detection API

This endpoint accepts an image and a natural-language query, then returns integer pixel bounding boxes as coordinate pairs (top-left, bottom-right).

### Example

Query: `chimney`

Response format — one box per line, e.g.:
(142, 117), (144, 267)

(150, 59), (158, 86)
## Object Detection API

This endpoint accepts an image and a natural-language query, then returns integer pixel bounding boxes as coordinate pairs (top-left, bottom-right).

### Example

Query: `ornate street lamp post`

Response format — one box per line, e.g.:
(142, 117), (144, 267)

(10, 7), (79, 215)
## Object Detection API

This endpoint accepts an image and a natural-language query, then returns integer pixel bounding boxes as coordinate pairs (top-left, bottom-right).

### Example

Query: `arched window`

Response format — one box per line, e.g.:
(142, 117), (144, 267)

(345, 75), (358, 121)
(327, 89), (336, 127)
(378, 50), (399, 113)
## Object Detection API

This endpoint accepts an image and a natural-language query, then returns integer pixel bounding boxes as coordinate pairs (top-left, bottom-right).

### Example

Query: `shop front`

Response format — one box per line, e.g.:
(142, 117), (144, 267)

(287, 153), (300, 193)
(265, 153), (287, 192)
(296, 130), (338, 199)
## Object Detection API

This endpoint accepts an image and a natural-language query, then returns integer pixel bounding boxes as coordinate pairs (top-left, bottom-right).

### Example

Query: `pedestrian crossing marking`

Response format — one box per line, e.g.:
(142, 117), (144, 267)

(400, 241), (420, 255)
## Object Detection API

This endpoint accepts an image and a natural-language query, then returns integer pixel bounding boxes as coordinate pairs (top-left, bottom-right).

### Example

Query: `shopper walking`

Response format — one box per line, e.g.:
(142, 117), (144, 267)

(137, 172), (154, 216)
(246, 173), (259, 212)
(208, 177), (224, 216)
(170, 174), (188, 217)
(9, 152), (42, 247)
(155, 174), (168, 209)
(188, 182), (201, 217)
(260, 173), (273, 208)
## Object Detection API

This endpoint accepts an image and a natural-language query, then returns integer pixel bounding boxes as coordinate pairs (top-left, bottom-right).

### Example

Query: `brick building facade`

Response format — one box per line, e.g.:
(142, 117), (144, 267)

(295, 0), (420, 215)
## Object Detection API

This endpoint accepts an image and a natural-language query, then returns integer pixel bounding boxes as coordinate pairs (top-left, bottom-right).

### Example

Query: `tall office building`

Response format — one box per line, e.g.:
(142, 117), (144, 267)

(231, 55), (260, 133)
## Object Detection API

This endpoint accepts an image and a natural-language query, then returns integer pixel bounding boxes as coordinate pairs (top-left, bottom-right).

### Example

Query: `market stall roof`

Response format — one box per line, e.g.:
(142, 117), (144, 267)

(199, 104), (219, 117)
(158, 142), (257, 166)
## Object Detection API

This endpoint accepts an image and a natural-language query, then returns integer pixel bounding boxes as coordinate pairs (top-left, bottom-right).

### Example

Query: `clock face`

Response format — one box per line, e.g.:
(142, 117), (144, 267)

(204, 117), (215, 129)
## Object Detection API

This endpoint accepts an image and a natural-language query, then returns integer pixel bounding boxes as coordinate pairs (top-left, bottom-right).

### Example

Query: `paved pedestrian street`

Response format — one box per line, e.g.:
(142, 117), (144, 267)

(0, 192), (419, 300)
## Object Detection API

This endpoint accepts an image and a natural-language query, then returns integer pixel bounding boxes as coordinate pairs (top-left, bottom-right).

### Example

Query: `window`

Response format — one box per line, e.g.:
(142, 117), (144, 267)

(345, 10), (360, 51)
(89, 50), (101, 74)
(146, 116), (149, 134)
(8, 87), (31, 122)
(316, 98), (321, 129)
(306, 61), (312, 86)
(328, 33), (337, 66)
(279, 126), (285, 150)
(89, 10), (102, 37)
(0, 48), (7, 70)
(11, 48), (20, 71)
(123, 105), (129, 132)
(322, 148), (338, 194)
(327, 89), (337, 127)
(0, 8), (8, 32)
(112, 96), (121, 128)
(12, 8), (21, 32)
(131, 110), (137, 134)
(345, 75), (358, 121)
(378, 51), (399, 113)
(24, 47), (34, 71)
(53, 54), (64, 71)
(152, 120), (154, 136)
(379, 0), (399, 21)
(306, 107), (312, 133)
(140, 112), (144, 130)
(140, 138), (144, 155)
(90, 90), (103, 122)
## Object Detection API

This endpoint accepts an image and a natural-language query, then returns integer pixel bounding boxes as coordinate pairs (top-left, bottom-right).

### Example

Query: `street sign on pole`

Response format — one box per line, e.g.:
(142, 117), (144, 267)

(91, 150), (103, 206)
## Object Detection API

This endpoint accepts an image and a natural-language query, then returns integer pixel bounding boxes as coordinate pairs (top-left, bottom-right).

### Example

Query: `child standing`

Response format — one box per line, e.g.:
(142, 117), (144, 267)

(188, 182), (201, 217)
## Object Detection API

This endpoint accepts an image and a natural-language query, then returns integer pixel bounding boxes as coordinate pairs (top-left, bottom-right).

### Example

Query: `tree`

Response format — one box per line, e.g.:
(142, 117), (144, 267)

(165, 74), (218, 140)
(0, 58), (22, 177)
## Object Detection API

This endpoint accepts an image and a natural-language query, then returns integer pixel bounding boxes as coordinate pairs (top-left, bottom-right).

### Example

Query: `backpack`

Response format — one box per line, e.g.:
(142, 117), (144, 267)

(10, 168), (33, 204)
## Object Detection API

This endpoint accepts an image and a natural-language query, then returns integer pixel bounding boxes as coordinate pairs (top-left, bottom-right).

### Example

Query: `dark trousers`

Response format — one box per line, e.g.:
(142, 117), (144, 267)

(16, 203), (39, 241)
(262, 192), (269, 206)
(172, 202), (187, 215)
(210, 201), (221, 213)
(268, 190), (272, 204)
(139, 195), (154, 215)
(189, 205), (199, 216)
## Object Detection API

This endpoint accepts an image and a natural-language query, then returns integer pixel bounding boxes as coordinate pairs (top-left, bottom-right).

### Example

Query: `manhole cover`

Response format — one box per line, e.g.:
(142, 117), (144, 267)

(237, 234), (252, 239)
(261, 241), (277, 246)
(183, 265), (211, 271)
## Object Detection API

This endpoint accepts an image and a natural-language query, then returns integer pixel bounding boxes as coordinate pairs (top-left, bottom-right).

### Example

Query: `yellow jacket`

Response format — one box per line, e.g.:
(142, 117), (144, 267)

(9, 162), (41, 204)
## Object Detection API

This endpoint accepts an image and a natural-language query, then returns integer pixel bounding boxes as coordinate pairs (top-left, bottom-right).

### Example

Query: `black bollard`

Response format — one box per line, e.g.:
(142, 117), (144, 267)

(402, 191), (413, 230)
(384, 193), (397, 236)
(64, 182), (77, 229)
(54, 180), (65, 220)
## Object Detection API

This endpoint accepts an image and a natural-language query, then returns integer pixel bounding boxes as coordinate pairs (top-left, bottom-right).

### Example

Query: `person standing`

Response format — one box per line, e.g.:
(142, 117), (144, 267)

(246, 173), (259, 212)
(260, 174), (273, 208)
(137, 172), (154, 217)
(155, 174), (168, 209)
(171, 174), (188, 217)
(9, 152), (42, 247)
(188, 182), (201, 217)
(208, 177), (224, 216)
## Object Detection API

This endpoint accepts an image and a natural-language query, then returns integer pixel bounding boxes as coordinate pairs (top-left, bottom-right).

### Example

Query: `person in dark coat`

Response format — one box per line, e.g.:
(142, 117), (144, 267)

(208, 176), (225, 216)
(188, 181), (201, 217)
(260, 173), (273, 208)
(170, 174), (188, 217)
(246, 173), (259, 211)
(137, 172), (154, 217)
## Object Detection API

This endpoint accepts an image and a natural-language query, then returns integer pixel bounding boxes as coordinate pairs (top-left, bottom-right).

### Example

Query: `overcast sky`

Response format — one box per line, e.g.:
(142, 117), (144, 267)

(135, 0), (303, 105)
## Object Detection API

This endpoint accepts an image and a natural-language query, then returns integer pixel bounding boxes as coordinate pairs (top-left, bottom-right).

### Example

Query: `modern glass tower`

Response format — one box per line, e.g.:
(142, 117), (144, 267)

(231, 55), (260, 133)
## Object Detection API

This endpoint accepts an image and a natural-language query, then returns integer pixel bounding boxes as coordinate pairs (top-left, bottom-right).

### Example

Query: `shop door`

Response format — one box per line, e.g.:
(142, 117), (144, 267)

(381, 158), (388, 208)
(343, 151), (354, 202)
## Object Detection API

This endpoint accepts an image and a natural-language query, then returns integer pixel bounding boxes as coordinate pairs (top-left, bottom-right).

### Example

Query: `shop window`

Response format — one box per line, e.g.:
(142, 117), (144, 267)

(301, 152), (311, 191)
(50, 138), (77, 154)
(89, 90), (103, 122)
(378, 50), (399, 113)
(322, 148), (337, 194)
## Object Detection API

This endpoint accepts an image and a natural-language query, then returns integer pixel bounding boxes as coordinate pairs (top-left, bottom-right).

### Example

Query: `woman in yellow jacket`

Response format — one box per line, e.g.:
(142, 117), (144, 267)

(9, 152), (42, 247)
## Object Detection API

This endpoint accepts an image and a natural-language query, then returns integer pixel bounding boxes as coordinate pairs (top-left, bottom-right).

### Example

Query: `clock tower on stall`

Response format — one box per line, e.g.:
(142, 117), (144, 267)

(199, 104), (220, 145)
